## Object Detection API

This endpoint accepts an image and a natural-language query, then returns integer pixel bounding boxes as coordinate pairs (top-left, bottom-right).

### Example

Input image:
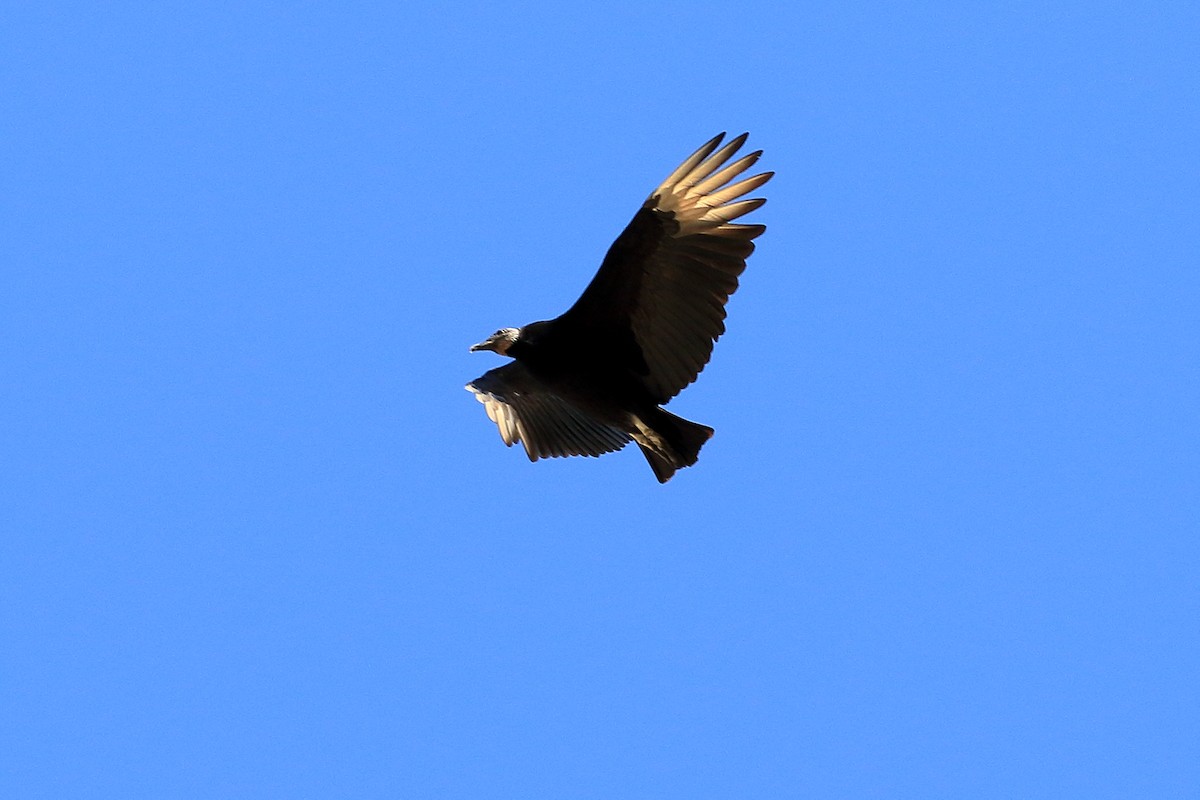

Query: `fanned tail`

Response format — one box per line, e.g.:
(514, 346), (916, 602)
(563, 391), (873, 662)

(634, 408), (714, 483)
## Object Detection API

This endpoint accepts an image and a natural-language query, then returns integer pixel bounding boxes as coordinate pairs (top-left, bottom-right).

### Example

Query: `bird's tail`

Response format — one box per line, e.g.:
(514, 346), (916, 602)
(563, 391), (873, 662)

(634, 408), (714, 483)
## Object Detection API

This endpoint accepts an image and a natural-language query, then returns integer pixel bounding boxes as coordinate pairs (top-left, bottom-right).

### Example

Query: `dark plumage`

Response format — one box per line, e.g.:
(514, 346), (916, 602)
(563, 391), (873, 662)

(466, 133), (772, 482)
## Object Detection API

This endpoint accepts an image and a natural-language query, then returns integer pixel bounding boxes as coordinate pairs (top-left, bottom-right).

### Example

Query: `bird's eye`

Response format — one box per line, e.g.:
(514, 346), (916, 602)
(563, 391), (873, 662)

(494, 329), (504, 337)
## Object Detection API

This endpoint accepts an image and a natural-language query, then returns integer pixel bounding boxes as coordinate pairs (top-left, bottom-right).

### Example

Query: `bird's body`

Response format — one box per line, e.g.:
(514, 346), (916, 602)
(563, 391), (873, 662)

(467, 133), (772, 482)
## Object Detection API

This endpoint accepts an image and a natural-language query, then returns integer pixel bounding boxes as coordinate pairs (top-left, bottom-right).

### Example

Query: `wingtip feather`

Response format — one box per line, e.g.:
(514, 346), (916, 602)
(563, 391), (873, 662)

(656, 132), (726, 194)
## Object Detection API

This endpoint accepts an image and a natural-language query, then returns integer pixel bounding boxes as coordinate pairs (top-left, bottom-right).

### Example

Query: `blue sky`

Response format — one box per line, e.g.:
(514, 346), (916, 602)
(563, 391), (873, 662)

(3, 2), (1198, 797)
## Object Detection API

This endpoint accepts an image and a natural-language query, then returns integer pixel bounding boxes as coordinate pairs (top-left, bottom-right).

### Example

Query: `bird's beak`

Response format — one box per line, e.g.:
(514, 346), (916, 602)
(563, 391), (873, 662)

(469, 339), (492, 353)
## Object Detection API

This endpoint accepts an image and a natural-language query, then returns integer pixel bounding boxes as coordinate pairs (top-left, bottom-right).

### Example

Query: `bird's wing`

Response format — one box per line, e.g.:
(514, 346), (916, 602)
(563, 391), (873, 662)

(560, 133), (772, 403)
(466, 362), (631, 461)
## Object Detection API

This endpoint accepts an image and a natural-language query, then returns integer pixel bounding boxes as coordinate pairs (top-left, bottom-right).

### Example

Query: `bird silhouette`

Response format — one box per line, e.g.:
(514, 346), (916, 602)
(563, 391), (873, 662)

(467, 133), (772, 482)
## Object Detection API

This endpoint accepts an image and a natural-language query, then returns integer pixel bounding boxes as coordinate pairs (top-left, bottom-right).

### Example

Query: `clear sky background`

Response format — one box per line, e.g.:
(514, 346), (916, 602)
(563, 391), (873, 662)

(3, 2), (1198, 797)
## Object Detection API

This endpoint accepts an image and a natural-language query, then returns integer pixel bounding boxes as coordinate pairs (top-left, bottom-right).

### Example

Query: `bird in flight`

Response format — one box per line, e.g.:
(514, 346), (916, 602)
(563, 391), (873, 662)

(466, 133), (772, 482)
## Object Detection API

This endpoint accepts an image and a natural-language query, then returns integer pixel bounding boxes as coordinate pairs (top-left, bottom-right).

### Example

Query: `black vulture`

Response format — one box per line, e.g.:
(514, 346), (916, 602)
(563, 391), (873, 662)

(466, 133), (772, 482)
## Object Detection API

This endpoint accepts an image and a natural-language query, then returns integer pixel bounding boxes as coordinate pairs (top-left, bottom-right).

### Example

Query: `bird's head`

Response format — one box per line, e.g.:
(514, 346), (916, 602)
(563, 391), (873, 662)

(470, 327), (521, 356)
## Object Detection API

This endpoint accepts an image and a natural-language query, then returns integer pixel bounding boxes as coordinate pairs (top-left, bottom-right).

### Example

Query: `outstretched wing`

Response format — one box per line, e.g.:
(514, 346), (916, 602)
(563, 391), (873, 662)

(560, 133), (772, 403)
(466, 362), (631, 461)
